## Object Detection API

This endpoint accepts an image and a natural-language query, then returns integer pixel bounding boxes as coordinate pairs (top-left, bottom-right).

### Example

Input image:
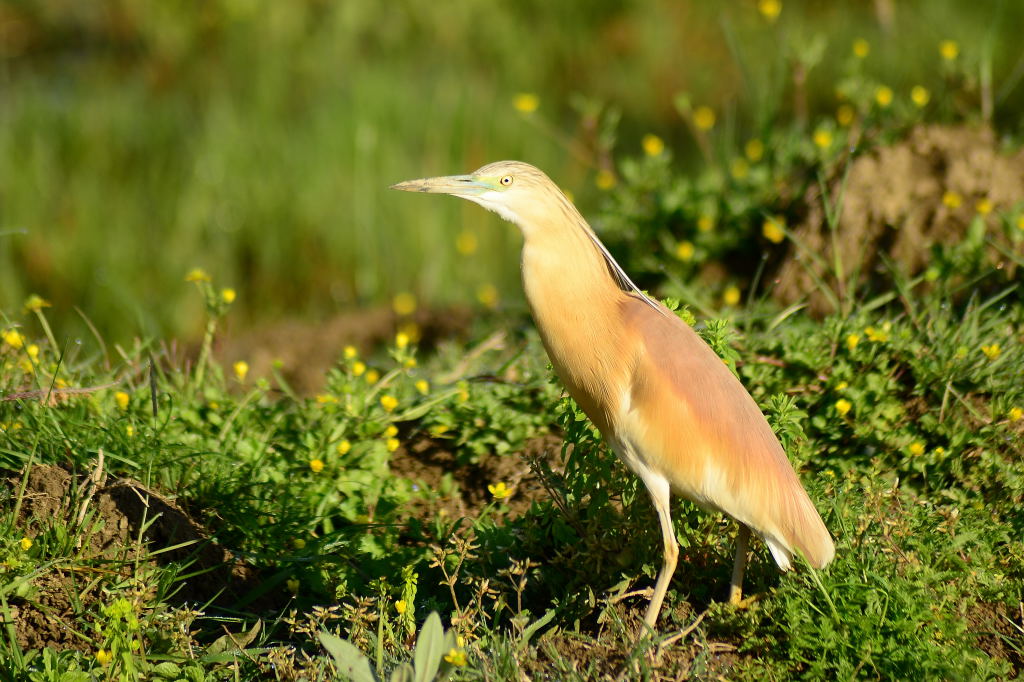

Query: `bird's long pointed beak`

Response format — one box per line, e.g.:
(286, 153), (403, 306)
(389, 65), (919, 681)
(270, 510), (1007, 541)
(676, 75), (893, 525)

(389, 174), (490, 196)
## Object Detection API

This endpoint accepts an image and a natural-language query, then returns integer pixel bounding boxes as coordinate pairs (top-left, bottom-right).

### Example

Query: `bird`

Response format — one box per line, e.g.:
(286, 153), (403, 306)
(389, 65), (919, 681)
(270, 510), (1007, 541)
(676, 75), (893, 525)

(391, 160), (834, 629)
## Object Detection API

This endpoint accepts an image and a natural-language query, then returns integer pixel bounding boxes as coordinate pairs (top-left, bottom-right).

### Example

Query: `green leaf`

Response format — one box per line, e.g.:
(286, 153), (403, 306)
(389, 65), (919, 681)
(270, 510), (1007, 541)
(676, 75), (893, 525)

(518, 608), (558, 651)
(318, 631), (378, 682)
(412, 612), (445, 682)
(206, 619), (262, 655)
(150, 661), (182, 679)
(389, 662), (415, 682)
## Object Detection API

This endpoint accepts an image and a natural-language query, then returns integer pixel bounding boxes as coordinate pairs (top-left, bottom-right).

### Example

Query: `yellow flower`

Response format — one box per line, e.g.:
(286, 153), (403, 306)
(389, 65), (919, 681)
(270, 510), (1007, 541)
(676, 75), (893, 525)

(642, 134), (665, 157)
(27, 344), (39, 360)
(23, 294), (51, 313)
(1016, 215), (1024, 231)
(385, 425), (398, 438)
(934, 446), (947, 458)
(365, 369), (380, 384)
(693, 106), (716, 131)
(865, 325), (890, 343)
(852, 38), (870, 59)
(674, 241), (695, 262)
(387, 438), (400, 452)
(309, 459), (324, 473)
(395, 332), (410, 349)
(874, 86), (893, 108)
(457, 387), (469, 403)
(513, 93), (539, 114)
(908, 442), (925, 456)
(19, 537), (32, 551)
(3, 329), (24, 349)
(836, 104), (855, 127)
(95, 649), (112, 666)
(115, 391), (130, 411)
(697, 215), (715, 233)
(813, 128), (833, 149)
(455, 230), (478, 255)
(730, 158), (749, 180)
(393, 292), (417, 316)
(723, 286), (741, 306)
(337, 440), (352, 455)
(444, 648), (467, 667)
(220, 288), (236, 304)
(316, 393), (339, 404)
(286, 578), (300, 593)
(430, 424), (450, 437)
(835, 399), (852, 417)
(488, 481), (513, 499)
(595, 169), (617, 190)
(380, 395), (399, 412)
(399, 322), (421, 343)
(911, 86), (930, 108)
(233, 361), (249, 382)
(757, 0), (781, 22)
(1008, 407), (1023, 421)
(415, 379), (430, 395)
(835, 381), (848, 391)
(846, 334), (860, 351)
(125, 425), (135, 437)
(404, 357), (417, 368)
(185, 268), (211, 283)
(939, 40), (959, 61)
(762, 216), (785, 244)
(352, 361), (367, 377)
(476, 283), (499, 309)
(744, 139), (764, 163)
(975, 198), (993, 215)
(942, 191), (962, 209)
(980, 344), (1001, 361)
(344, 345), (358, 360)
(395, 600), (407, 615)
(293, 538), (306, 549)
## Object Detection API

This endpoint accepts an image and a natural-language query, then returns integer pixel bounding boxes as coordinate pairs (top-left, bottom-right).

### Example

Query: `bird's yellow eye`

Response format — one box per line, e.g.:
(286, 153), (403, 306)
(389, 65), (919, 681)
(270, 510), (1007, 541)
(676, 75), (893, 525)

(500, 175), (514, 186)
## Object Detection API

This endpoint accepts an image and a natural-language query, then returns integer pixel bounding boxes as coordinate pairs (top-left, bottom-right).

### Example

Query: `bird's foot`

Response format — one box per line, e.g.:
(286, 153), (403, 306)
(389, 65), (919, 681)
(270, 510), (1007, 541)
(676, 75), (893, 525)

(728, 591), (762, 610)
(728, 584), (743, 606)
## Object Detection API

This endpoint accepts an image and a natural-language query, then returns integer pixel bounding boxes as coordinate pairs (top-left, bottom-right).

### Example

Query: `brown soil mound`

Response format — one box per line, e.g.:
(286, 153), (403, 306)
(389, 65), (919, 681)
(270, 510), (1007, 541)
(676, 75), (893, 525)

(774, 124), (1024, 313)
(7, 464), (261, 651)
(391, 432), (565, 522)
(216, 305), (473, 395)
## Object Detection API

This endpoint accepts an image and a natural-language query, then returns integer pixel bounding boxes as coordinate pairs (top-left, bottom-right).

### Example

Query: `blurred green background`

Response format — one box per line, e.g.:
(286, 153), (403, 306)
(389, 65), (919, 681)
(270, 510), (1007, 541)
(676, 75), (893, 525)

(2, 0), (1021, 345)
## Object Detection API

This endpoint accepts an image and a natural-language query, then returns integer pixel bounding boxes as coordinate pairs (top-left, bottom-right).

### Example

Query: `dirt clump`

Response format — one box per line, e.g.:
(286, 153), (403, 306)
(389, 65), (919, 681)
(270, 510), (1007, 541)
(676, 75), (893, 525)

(520, 599), (740, 680)
(390, 432), (565, 521)
(968, 601), (1023, 674)
(216, 305), (473, 395)
(7, 464), (262, 651)
(774, 124), (1024, 313)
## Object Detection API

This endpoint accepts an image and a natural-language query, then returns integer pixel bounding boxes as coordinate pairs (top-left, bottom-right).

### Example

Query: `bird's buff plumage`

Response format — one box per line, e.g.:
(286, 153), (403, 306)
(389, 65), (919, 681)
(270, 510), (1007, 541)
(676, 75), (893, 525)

(392, 160), (834, 629)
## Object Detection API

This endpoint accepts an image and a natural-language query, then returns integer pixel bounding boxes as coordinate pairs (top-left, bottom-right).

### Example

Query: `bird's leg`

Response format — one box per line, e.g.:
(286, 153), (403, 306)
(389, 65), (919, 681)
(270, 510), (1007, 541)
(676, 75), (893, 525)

(641, 474), (678, 630)
(728, 524), (751, 605)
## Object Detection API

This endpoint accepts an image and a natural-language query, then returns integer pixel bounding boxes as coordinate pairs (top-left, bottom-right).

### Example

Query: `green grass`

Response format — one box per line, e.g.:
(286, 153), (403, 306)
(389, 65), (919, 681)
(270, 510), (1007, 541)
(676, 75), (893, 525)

(1, 263), (1022, 679)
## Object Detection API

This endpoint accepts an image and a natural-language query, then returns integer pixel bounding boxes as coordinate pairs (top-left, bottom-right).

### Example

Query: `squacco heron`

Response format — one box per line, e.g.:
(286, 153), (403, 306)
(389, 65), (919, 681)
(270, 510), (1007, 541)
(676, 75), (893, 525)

(392, 161), (834, 628)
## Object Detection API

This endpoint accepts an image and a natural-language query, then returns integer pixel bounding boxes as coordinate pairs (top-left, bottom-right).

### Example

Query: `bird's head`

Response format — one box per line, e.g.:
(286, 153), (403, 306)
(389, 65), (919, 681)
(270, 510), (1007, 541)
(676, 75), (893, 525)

(390, 160), (568, 230)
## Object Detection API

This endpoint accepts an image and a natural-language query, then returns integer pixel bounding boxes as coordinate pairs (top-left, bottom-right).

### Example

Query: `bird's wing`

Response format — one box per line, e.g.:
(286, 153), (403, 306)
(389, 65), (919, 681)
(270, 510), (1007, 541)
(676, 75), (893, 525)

(617, 295), (834, 569)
